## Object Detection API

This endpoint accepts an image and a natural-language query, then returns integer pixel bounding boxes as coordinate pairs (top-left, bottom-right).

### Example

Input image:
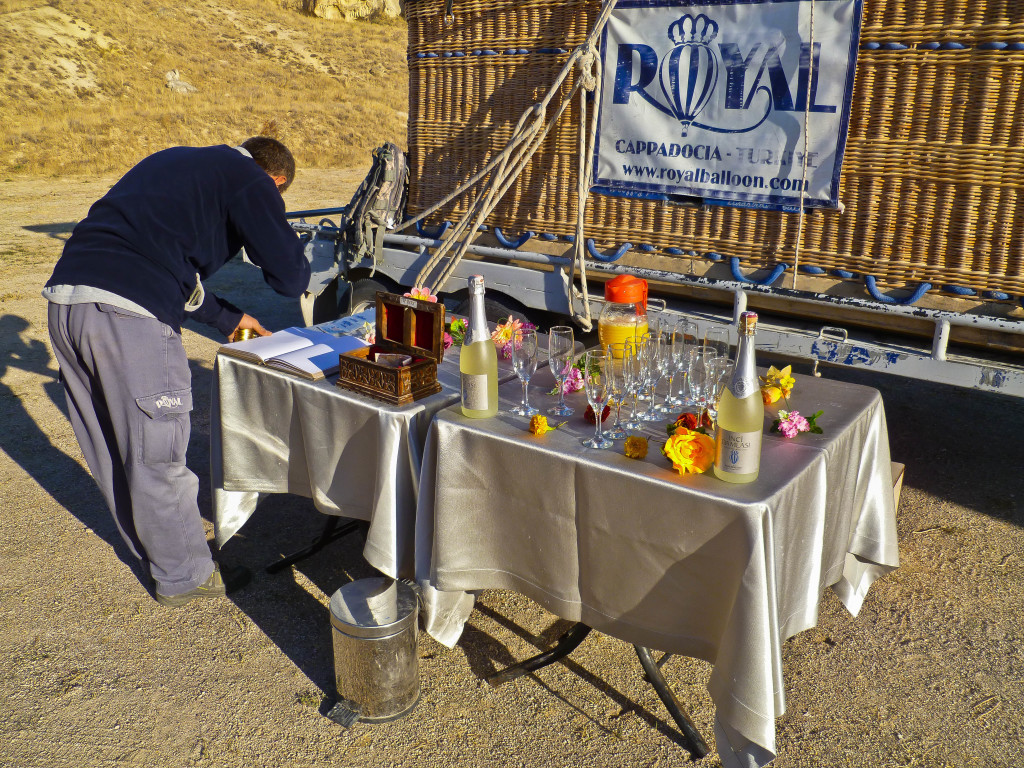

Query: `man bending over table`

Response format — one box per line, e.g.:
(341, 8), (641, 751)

(43, 136), (311, 607)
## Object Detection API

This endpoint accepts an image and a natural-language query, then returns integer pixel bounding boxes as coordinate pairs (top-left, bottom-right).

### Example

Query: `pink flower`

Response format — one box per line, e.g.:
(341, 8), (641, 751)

(790, 411), (811, 432)
(443, 332), (453, 350)
(779, 420), (799, 438)
(562, 367), (583, 394)
(403, 287), (438, 303)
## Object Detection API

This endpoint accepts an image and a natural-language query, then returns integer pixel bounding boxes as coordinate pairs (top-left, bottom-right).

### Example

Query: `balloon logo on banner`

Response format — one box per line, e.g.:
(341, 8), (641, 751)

(659, 14), (720, 138)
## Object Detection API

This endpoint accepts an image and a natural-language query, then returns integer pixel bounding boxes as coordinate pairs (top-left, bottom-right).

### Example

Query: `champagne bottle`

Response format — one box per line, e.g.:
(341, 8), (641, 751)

(460, 275), (499, 418)
(713, 311), (764, 483)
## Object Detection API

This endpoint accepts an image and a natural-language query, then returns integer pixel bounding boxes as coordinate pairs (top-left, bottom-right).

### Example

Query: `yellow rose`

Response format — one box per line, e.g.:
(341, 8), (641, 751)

(661, 428), (716, 475)
(761, 385), (782, 406)
(624, 435), (648, 460)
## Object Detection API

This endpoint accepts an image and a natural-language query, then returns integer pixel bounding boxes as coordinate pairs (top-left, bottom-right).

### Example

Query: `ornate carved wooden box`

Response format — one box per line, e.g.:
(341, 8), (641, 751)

(336, 292), (445, 406)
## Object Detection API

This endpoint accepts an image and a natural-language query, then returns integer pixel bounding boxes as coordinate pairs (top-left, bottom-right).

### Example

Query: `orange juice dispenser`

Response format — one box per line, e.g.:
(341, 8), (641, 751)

(598, 275), (649, 354)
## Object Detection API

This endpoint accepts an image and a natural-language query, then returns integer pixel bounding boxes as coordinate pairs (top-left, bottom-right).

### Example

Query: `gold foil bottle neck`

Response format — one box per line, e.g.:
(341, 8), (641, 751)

(739, 311), (758, 336)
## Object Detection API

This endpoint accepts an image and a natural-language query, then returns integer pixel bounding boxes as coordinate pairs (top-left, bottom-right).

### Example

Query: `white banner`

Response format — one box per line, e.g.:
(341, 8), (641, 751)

(593, 0), (862, 211)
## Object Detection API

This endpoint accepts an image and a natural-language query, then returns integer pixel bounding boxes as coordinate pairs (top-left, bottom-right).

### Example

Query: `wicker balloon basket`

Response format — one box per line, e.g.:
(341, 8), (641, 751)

(405, 0), (1024, 326)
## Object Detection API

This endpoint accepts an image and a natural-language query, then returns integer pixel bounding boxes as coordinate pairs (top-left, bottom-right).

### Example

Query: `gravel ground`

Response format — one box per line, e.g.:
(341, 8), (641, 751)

(1, 171), (1022, 768)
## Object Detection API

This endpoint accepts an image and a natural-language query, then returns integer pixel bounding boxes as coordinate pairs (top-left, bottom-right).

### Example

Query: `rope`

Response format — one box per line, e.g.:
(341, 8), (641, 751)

(568, 39), (602, 331)
(409, 0), (621, 313)
(791, 0), (816, 291)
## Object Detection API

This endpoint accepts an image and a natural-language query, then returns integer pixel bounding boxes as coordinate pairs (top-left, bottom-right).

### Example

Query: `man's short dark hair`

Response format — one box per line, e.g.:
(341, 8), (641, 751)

(241, 136), (296, 192)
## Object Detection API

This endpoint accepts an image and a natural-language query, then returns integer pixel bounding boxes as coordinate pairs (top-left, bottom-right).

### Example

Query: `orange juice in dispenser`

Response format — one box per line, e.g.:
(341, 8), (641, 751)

(598, 275), (648, 355)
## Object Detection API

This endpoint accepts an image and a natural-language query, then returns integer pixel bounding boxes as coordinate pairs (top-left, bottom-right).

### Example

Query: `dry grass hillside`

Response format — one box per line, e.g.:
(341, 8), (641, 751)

(0, 0), (408, 177)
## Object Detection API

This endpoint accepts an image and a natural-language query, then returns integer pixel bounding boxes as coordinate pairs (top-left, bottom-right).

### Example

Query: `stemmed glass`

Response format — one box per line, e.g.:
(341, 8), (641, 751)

(547, 325), (575, 417)
(662, 318), (684, 409)
(620, 340), (645, 431)
(704, 327), (730, 360)
(654, 327), (679, 415)
(581, 350), (612, 449)
(672, 318), (697, 407)
(707, 356), (735, 432)
(510, 328), (539, 416)
(603, 343), (628, 440)
(639, 332), (667, 421)
(687, 345), (715, 424)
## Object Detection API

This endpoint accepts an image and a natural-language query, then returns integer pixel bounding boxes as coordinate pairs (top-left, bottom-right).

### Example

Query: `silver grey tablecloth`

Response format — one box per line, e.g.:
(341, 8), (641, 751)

(212, 333), (563, 580)
(414, 367), (898, 768)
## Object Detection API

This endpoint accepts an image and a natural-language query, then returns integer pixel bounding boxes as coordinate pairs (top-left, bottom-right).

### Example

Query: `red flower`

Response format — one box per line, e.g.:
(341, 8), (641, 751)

(584, 404), (611, 424)
(667, 411), (712, 435)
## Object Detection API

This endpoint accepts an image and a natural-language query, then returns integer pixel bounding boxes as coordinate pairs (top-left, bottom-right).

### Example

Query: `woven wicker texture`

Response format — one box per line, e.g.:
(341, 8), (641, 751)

(406, 0), (1024, 298)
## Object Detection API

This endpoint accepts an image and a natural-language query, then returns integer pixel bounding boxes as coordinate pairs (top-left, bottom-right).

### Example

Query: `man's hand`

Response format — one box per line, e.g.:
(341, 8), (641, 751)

(230, 313), (271, 340)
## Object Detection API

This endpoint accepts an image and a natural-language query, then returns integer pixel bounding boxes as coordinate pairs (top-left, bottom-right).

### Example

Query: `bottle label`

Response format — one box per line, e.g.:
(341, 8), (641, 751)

(730, 374), (758, 400)
(715, 428), (762, 474)
(461, 373), (489, 411)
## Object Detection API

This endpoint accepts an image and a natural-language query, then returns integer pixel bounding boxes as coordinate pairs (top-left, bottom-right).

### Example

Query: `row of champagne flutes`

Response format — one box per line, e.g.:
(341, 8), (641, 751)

(508, 321), (734, 450)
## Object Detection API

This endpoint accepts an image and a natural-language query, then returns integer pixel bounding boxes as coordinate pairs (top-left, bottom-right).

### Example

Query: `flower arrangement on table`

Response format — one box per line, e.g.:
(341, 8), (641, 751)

(491, 315), (537, 359)
(759, 365), (824, 438)
(548, 355), (595, 395)
(445, 317), (466, 350)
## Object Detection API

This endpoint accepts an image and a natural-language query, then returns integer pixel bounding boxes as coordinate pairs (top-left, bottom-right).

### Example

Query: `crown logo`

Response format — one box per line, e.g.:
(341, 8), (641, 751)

(668, 13), (719, 46)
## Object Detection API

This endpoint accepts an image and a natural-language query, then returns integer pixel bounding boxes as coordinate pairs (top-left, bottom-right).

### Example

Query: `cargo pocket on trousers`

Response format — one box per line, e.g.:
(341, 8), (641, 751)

(135, 389), (193, 465)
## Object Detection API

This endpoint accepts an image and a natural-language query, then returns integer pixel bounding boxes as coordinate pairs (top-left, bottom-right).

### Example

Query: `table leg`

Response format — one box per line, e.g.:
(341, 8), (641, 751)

(634, 645), (709, 759)
(265, 517), (364, 574)
(486, 622), (593, 686)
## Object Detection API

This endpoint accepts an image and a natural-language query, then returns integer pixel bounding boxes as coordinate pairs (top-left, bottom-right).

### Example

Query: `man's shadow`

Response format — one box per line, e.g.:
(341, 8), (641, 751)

(0, 313), (148, 583)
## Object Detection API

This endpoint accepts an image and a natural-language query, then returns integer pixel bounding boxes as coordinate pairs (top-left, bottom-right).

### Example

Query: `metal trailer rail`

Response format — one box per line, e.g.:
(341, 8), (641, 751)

(289, 218), (1024, 399)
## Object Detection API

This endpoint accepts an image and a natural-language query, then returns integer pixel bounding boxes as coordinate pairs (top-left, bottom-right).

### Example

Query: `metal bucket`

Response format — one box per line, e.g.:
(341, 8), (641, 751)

(329, 577), (420, 723)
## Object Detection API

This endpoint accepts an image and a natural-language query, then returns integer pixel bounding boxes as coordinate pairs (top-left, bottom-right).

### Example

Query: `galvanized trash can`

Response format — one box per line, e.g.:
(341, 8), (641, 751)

(328, 577), (420, 723)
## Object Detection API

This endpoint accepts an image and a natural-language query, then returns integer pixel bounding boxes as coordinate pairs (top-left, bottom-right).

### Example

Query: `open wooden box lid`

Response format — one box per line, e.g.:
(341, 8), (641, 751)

(374, 291), (446, 363)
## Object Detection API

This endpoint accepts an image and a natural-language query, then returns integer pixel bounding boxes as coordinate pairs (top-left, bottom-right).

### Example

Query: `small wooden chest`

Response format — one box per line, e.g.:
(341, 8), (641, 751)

(336, 292), (445, 406)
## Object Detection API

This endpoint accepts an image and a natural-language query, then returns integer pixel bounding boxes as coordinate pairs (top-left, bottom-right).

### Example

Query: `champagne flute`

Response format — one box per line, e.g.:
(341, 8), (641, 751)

(639, 332), (665, 421)
(603, 343), (628, 440)
(708, 356), (735, 432)
(687, 345), (715, 424)
(654, 327), (677, 415)
(621, 340), (644, 431)
(510, 328), (539, 416)
(547, 325), (575, 417)
(673, 318), (697, 407)
(704, 326), (730, 360)
(581, 350), (612, 449)
(662, 318), (683, 409)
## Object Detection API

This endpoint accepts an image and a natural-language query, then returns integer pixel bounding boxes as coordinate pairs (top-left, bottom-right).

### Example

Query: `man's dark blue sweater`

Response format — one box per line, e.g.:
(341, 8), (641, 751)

(46, 144), (311, 336)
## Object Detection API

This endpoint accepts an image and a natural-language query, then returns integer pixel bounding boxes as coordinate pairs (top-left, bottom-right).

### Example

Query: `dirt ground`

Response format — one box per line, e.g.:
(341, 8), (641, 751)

(1, 171), (1023, 768)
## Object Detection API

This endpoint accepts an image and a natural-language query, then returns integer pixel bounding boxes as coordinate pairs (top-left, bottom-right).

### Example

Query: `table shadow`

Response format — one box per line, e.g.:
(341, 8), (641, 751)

(218, 496), (378, 698)
(462, 602), (695, 749)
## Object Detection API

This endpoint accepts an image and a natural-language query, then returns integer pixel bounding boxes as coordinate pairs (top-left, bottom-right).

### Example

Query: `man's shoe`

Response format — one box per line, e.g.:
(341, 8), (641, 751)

(155, 564), (251, 608)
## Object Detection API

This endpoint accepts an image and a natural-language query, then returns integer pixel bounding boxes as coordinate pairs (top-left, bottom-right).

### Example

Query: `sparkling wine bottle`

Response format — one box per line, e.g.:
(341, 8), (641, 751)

(713, 311), (764, 483)
(460, 275), (499, 418)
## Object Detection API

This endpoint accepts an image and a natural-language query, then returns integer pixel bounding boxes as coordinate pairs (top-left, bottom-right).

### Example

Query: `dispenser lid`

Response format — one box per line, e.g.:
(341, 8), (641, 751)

(604, 275), (648, 308)
(329, 577), (419, 638)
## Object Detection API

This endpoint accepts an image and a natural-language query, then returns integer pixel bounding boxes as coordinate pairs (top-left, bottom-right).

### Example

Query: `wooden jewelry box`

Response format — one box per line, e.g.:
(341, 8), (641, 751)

(336, 292), (445, 405)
